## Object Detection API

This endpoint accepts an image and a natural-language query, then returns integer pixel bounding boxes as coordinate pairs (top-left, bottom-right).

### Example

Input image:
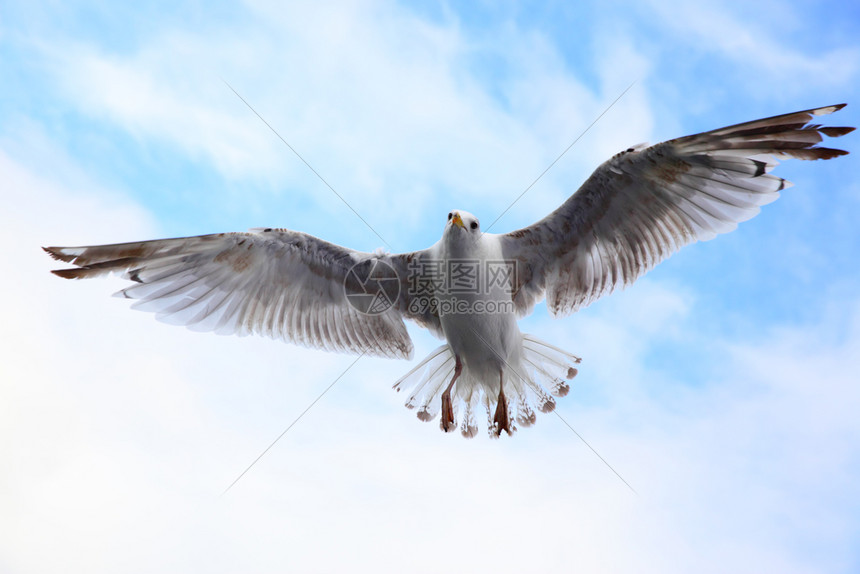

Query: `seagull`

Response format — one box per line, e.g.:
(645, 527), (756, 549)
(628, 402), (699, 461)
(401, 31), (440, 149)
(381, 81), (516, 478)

(45, 104), (853, 438)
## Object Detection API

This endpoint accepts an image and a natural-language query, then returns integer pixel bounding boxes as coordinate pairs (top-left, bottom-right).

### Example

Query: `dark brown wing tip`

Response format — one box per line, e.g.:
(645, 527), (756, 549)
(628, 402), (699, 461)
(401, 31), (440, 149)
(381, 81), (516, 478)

(812, 147), (851, 160)
(43, 246), (75, 263)
(51, 268), (84, 279)
(820, 126), (856, 138)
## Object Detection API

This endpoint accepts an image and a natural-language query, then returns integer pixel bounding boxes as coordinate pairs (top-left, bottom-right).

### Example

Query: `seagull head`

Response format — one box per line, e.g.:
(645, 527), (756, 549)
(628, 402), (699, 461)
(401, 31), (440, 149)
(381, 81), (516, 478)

(444, 209), (481, 242)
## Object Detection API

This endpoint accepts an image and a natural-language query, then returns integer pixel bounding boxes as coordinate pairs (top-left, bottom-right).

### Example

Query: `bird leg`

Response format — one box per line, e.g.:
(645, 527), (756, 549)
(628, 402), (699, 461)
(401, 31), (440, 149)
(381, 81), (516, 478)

(493, 369), (513, 436)
(440, 356), (462, 433)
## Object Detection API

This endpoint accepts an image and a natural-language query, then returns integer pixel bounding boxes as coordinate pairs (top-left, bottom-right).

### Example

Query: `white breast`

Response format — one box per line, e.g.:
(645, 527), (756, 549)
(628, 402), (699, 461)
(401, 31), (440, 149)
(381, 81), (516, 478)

(437, 233), (522, 378)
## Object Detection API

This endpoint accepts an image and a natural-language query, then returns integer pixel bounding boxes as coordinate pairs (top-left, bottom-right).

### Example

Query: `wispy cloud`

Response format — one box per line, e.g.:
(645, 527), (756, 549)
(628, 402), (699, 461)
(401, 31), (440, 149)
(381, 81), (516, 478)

(645, 0), (860, 95)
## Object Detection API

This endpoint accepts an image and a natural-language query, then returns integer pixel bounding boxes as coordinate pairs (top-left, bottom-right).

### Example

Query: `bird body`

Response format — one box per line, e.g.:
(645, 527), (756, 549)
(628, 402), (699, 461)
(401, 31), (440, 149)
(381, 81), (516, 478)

(437, 216), (517, 398)
(45, 104), (853, 438)
(437, 213), (526, 435)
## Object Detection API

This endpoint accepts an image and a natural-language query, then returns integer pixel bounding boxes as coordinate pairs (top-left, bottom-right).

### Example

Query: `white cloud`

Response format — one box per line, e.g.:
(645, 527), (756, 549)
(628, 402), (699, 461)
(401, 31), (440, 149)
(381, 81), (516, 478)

(645, 0), (860, 97)
(34, 0), (666, 244)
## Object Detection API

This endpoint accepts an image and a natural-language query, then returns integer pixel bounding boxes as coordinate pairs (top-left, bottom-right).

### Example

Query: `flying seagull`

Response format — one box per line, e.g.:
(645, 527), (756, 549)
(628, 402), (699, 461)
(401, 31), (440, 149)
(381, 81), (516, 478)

(45, 104), (853, 438)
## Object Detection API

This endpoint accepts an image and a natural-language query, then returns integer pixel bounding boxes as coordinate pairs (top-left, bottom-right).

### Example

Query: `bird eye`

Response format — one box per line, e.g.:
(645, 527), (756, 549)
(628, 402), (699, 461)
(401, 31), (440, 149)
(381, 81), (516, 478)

(470, 221), (478, 230)
(448, 212), (453, 220)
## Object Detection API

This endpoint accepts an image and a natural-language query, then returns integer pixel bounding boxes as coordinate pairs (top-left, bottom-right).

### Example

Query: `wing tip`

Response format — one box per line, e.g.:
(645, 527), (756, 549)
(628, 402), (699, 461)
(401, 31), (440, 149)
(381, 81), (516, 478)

(813, 103), (848, 116)
(45, 246), (87, 279)
(806, 147), (851, 160)
(43, 246), (77, 263)
(50, 267), (85, 280)
(820, 126), (855, 138)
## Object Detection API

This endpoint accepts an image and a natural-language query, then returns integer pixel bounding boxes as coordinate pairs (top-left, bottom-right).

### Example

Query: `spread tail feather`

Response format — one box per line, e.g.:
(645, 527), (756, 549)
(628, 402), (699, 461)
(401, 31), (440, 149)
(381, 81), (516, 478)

(393, 335), (580, 438)
(393, 344), (456, 422)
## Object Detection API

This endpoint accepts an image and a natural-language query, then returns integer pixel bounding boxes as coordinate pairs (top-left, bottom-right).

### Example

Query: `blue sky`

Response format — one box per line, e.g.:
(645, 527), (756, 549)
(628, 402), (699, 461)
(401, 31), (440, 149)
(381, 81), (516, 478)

(2, 1), (859, 572)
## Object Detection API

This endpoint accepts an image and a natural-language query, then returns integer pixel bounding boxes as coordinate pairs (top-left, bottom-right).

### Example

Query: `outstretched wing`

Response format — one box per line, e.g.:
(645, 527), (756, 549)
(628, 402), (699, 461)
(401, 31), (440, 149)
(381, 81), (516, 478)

(500, 104), (853, 317)
(45, 228), (440, 359)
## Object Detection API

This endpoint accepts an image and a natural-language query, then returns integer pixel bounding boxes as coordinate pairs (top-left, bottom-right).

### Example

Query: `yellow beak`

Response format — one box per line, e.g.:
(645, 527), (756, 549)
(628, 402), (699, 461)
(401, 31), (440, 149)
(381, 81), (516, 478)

(452, 213), (465, 229)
